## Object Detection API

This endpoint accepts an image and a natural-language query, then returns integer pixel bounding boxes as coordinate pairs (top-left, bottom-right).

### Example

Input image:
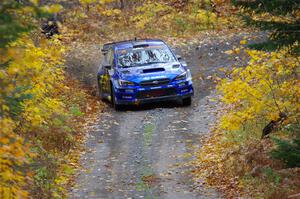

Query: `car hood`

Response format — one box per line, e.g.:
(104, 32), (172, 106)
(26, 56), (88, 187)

(116, 62), (185, 83)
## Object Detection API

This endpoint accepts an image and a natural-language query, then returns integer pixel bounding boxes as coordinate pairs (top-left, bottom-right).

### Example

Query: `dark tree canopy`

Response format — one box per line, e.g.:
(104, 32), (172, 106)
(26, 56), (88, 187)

(0, 0), (48, 49)
(233, 0), (300, 54)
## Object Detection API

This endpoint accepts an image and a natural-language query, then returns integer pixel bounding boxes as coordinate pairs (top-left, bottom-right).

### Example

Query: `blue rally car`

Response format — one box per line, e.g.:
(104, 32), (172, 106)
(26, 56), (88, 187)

(97, 39), (194, 110)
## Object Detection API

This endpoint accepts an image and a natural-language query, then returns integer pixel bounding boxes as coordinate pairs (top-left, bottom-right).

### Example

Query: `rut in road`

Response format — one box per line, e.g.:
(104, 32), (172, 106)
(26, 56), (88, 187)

(70, 32), (266, 199)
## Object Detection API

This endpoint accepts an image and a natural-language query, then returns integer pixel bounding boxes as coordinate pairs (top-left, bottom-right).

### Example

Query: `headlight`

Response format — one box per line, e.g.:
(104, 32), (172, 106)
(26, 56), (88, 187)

(175, 71), (187, 81)
(175, 70), (191, 81)
(118, 79), (135, 87)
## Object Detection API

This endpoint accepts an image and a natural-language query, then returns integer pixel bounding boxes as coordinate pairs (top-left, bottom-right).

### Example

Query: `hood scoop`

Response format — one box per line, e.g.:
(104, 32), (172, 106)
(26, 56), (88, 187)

(121, 70), (130, 74)
(143, 68), (165, 73)
(172, 63), (180, 68)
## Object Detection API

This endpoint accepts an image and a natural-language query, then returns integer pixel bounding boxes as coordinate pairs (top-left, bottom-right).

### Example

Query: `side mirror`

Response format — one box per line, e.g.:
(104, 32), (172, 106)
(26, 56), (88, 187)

(176, 55), (187, 67)
(180, 61), (187, 67)
(101, 49), (108, 55)
(176, 55), (182, 61)
(104, 65), (112, 70)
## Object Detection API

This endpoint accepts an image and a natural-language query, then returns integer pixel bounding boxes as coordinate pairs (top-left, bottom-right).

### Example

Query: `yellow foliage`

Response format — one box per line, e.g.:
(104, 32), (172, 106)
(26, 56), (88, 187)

(0, 34), (69, 198)
(130, 2), (173, 29)
(218, 49), (300, 130)
(240, 39), (247, 45)
(2, 36), (66, 130)
(194, 45), (300, 198)
(0, 118), (33, 199)
(193, 9), (217, 26)
(128, 1), (223, 34)
(79, 0), (98, 5)
(101, 9), (121, 17)
(41, 4), (63, 13)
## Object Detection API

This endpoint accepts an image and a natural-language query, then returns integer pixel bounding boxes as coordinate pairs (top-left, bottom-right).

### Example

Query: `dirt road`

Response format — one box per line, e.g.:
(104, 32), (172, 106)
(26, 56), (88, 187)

(70, 32), (265, 199)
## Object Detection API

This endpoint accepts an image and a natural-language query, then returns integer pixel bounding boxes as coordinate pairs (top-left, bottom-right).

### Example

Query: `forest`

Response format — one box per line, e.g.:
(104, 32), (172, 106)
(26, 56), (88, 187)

(0, 0), (299, 198)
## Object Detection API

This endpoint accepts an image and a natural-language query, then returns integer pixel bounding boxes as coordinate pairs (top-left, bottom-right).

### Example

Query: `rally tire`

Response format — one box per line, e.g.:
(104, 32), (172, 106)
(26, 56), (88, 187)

(97, 77), (104, 100)
(111, 84), (122, 111)
(182, 96), (192, 106)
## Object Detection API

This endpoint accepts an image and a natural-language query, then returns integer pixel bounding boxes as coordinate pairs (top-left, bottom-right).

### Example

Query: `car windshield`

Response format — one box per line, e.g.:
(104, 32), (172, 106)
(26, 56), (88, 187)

(116, 45), (175, 68)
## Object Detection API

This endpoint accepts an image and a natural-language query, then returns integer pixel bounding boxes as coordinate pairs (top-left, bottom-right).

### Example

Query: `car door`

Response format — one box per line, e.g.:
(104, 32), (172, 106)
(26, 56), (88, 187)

(102, 48), (114, 96)
(98, 48), (112, 98)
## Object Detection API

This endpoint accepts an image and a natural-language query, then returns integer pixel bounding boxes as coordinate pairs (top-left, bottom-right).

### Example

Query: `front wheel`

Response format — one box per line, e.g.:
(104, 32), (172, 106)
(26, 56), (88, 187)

(182, 97), (192, 106)
(111, 85), (123, 111)
(97, 77), (104, 100)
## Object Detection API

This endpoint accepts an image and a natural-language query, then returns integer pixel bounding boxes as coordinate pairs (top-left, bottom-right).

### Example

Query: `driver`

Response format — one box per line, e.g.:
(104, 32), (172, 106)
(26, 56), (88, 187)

(146, 50), (158, 62)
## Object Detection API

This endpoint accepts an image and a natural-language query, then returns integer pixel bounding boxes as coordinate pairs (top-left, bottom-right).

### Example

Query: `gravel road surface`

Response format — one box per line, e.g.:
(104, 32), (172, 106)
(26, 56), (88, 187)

(70, 32), (265, 199)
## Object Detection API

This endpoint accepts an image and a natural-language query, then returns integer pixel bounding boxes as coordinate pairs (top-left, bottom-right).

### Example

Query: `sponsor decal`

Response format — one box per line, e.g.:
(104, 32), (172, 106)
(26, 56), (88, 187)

(150, 86), (162, 90)
(143, 75), (167, 80)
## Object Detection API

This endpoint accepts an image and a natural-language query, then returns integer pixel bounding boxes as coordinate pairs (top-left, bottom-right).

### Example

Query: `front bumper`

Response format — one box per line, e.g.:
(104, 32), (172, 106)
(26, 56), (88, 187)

(113, 80), (194, 105)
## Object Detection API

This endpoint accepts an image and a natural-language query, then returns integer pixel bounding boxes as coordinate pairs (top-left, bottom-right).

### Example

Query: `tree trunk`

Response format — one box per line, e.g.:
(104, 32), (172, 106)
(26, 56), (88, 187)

(120, 0), (125, 9)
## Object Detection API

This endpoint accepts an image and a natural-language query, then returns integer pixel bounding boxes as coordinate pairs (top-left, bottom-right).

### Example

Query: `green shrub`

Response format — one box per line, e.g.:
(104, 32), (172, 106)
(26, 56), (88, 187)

(271, 130), (300, 168)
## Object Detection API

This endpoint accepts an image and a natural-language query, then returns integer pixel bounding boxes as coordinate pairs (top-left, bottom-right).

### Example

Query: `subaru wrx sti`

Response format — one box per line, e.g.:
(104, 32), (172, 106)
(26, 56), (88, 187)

(97, 39), (194, 110)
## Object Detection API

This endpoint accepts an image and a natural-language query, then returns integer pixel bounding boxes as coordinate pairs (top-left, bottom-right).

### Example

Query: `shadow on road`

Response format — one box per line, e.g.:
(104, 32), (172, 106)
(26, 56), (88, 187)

(103, 100), (186, 111)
